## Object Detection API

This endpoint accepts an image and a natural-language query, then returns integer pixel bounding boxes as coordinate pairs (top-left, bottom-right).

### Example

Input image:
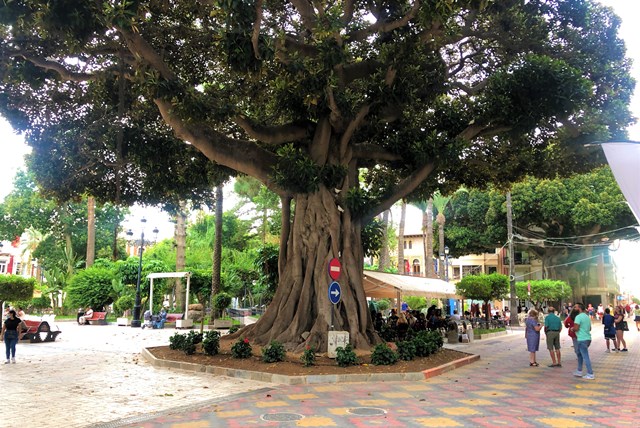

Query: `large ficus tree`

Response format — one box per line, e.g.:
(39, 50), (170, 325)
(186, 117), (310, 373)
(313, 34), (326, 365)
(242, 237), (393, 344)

(0, 1), (634, 350)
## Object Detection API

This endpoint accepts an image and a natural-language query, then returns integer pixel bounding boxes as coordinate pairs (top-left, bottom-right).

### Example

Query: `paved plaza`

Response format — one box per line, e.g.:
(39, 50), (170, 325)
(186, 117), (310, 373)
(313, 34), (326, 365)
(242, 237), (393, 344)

(2, 319), (639, 427)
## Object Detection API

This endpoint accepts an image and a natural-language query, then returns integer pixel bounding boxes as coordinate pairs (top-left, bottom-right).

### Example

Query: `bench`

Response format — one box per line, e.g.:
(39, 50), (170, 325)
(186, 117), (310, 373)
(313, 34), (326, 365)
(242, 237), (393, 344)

(82, 312), (107, 325)
(20, 319), (61, 343)
(165, 313), (183, 323)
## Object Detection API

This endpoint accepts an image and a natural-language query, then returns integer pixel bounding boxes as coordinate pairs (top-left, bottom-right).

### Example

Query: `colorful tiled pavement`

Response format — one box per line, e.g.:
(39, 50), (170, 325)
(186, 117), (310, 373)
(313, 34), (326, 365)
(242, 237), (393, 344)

(119, 323), (640, 427)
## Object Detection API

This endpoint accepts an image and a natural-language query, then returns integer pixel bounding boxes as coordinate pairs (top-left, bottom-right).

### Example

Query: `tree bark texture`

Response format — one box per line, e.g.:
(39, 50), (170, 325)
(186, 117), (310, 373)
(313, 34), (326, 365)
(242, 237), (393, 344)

(174, 201), (187, 312)
(86, 196), (96, 268)
(397, 200), (406, 274)
(378, 210), (390, 271)
(426, 199), (434, 278)
(240, 187), (380, 352)
(211, 185), (223, 318)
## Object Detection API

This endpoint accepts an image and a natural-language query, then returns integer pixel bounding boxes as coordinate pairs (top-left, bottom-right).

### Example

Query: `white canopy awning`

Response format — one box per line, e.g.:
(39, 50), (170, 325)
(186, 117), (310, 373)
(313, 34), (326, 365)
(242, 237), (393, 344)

(601, 141), (640, 224)
(363, 270), (460, 299)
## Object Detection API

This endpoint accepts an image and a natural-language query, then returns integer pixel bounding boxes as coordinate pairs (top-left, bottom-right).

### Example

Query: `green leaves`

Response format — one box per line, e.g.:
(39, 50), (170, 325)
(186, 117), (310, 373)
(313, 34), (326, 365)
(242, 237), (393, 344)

(0, 275), (36, 302)
(456, 273), (509, 303)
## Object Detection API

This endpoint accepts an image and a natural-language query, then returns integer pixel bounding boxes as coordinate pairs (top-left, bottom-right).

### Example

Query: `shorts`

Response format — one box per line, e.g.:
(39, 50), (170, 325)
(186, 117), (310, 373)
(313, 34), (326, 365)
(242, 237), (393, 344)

(635, 316), (640, 322)
(604, 332), (616, 339)
(546, 331), (560, 350)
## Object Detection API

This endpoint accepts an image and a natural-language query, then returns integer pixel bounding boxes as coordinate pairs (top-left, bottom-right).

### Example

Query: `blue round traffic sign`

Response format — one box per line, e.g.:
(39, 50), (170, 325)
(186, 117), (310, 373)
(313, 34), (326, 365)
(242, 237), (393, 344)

(328, 281), (342, 305)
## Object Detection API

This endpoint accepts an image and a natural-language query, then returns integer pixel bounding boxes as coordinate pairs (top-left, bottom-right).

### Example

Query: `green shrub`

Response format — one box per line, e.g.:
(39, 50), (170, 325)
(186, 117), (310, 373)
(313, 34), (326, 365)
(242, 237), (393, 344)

(301, 346), (316, 367)
(379, 324), (396, 342)
(213, 292), (232, 316)
(396, 340), (417, 361)
(413, 337), (431, 357)
(113, 294), (135, 315)
(182, 335), (197, 355)
(228, 325), (240, 334)
(0, 275), (36, 301)
(335, 344), (358, 367)
(203, 330), (221, 356)
(169, 333), (186, 350)
(186, 330), (203, 345)
(262, 340), (285, 363)
(66, 267), (115, 310)
(370, 343), (399, 365)
(231, 337), (253, 359)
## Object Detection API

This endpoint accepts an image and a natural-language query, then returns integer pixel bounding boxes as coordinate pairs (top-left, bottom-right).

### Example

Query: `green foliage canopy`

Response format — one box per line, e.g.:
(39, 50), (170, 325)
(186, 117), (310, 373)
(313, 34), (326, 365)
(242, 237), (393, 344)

(456, 273), (509, 305)
(516, 280), (572, 308)
(0, 274), (36, 302)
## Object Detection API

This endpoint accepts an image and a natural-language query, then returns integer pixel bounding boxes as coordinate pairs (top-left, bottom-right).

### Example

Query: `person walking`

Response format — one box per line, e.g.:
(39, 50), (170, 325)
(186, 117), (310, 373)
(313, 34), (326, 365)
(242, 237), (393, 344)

(572, 303), (594, 380)
(564, 308), (579, 351)
(614, 307), (628, 352)
(544, 307), (562, 367)
(525, 309), (542, 367)
(1, 309), (22, 364)
(602, 307), (618, 352)
(634, 305), (640, 332)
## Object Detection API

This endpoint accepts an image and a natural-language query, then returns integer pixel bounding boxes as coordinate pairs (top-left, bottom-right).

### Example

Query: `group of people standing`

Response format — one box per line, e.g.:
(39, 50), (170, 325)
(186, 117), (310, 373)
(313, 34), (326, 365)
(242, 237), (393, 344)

(526, 302), (636, 380)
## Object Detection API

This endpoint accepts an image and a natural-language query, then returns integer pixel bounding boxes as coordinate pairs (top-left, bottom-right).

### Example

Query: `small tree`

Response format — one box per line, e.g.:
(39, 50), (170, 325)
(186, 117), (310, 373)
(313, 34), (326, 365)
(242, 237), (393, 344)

(66, 267), (115, 311)
(456, 273), (509, 323)
(516, 280), (571, 310)
(213, 292), (232, 319)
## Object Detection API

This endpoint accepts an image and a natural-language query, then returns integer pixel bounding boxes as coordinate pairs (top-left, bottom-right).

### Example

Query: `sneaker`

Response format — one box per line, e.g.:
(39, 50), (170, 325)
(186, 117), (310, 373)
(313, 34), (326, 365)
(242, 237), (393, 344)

(621, 348), (628, 352)
(605, 349), (610, 353)
(583, 373), (595, 380)
(11, 358), (15, 364)
(614, 348), (620, 352)
(3, 360), (9, 365)
(573, 371), (583, 377)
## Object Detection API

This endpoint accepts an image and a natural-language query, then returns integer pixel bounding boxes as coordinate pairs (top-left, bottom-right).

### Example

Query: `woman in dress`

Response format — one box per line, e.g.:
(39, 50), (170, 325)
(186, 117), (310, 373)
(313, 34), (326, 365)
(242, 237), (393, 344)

(525, 309), (543, 366)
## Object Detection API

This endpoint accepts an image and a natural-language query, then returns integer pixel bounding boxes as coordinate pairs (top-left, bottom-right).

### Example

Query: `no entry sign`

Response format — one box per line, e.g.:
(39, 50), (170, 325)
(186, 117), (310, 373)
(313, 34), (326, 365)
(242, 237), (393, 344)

(328, 258), (342, 280)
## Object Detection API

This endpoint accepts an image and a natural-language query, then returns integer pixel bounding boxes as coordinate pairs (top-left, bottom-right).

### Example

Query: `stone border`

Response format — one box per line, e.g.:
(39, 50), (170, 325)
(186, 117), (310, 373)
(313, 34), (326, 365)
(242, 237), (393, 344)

(141, 347), (480, 385)
(473, 330), (508, 340)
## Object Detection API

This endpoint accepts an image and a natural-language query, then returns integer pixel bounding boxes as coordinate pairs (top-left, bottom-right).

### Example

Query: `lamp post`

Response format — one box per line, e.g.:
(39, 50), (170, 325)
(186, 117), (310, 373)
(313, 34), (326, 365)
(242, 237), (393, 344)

(126, 218), (159, 328)
(444, 246), (450, 283)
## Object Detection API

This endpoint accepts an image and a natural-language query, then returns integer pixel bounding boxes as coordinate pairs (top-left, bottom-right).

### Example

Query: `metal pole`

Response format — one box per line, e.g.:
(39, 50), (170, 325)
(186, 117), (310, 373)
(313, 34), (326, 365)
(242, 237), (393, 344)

(131, 230), (145, 328)
(507, 192), (519, 326)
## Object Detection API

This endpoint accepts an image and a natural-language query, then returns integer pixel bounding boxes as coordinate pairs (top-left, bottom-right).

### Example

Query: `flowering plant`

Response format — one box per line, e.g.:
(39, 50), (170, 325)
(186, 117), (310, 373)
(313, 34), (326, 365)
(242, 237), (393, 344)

(231, 337), (253, 359)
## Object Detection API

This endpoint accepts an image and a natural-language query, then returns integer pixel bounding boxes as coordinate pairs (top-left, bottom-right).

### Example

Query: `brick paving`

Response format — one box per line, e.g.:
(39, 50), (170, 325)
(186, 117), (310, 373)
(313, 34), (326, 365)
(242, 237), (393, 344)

(3, 319), (638, 427)
(0, 321), (274, 428)
(120, 321), (640, 428)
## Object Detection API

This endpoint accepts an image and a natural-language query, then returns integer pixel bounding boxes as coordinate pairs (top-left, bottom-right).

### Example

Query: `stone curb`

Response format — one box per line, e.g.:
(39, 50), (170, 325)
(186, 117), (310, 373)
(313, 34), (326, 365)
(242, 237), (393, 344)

(141, 347), (480, 385)
(422, 354), (481, 379)
(473, 330), (508, 340)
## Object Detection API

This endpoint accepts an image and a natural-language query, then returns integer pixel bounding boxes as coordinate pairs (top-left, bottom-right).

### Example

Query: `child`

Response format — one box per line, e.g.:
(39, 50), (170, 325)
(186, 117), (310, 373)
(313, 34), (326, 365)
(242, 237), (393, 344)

(602, 308), (618, 352)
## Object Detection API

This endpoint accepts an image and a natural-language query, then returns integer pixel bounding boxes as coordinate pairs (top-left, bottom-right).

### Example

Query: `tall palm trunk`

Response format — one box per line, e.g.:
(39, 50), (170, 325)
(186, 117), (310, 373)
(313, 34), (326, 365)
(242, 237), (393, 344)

(437, 212), (446, 277)
(211, 185), (223, 318)
(397, 200), (406, 274)
(378, 210), (390, 271)
(174, 201), (187, 312)
(426, 199), (434, 278)
(86, 196), (96, 267)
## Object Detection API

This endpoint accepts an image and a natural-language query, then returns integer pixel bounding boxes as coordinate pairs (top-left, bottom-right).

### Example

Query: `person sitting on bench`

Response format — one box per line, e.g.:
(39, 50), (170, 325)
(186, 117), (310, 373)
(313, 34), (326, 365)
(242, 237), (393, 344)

(153, 309), (167, 329)
(79, 307), (93, 325)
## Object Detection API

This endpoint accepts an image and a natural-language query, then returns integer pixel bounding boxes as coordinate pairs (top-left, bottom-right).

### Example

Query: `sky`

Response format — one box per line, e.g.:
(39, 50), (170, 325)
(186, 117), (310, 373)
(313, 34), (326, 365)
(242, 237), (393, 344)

(1, 1), (639, 293)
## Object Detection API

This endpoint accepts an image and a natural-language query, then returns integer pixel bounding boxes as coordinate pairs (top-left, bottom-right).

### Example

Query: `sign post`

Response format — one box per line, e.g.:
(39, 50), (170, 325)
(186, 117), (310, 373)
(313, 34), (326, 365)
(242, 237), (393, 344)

(328, 281), (341, 330)
(328, 258), (342, 280)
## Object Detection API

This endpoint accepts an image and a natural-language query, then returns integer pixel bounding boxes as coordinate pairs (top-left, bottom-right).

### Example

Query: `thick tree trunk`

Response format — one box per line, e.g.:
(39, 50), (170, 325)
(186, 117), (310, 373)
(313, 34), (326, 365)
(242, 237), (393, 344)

(239, 187), (380, 352)
(86, 196), (95, 268)
(174, 201), (187, 311)
(397, 200), (406, 274)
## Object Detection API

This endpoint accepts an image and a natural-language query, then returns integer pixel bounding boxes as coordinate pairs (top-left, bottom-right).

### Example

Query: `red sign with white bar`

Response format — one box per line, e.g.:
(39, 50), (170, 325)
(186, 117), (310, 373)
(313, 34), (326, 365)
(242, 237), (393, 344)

(328, 258), (341, 280)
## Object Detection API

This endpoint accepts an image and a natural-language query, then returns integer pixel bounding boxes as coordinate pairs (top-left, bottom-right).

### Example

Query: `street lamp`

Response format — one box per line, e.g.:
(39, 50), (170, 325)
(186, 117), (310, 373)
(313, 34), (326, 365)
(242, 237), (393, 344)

(444, 246), (450, 282)
(126, 218), (159, 328)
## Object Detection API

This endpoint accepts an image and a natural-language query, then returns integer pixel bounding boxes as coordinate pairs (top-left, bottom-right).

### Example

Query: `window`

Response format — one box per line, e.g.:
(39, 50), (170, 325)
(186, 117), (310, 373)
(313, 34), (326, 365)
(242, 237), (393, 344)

(487, 266), (497, 274)
(412, 259), (420, 274)
(0, 262), (6, 274)
(403, 241), (407, 249)
(409, 241), (412, 249)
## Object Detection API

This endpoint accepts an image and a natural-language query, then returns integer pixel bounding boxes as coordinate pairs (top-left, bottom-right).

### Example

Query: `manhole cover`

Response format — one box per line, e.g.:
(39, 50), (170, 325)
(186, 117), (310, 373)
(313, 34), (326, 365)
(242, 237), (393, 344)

(261, 412), (305, 422)
(347, 407), (387, 416)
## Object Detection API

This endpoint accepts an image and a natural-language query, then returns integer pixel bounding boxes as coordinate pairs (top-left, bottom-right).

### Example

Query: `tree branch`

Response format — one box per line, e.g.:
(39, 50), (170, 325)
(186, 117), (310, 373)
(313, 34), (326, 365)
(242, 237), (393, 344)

(342, 0), (355, 25)
(290, 0), (316, 31)
(363, 161), (435, 223)
(252, 0), (264, 59)
(352, 143), (402, 162)
(121, 29), (176, 81)
(18, 55), (97, 82)
(334, 60), (382, 86)
(155, 99), (280, 191)
(340, 104), (370, 158)
(451, 78), (489, 96)
(346, 0), (420, 42)
(233, 116), (310, 145)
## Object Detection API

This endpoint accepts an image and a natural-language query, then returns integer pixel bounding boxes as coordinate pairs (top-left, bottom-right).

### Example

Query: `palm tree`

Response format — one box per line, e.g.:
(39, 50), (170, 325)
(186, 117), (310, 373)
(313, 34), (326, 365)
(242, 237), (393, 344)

(397, 200), (407, 274)
(432, 192), (451, 278)
(378, 210), (391, 272)
(21, 226), (46, 277)
(410, 200), (434, 278)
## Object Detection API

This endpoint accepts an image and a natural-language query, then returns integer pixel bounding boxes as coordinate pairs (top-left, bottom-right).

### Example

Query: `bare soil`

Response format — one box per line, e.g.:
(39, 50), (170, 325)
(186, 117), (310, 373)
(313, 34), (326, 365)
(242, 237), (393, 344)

(148, 339), (470, 377)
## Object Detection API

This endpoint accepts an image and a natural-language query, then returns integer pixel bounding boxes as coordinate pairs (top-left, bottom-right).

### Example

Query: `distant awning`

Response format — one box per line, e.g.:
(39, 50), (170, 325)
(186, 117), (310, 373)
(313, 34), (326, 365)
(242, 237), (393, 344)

(601, 141), (640, 224)
(363, 270), (460, 299)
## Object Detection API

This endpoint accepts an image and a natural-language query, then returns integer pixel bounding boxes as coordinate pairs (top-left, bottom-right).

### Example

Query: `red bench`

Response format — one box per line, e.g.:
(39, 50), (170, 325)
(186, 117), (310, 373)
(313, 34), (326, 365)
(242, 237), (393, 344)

(20, 319), (61, 343)
(82, 312), (107, 325)
(165, 313), (183, 323)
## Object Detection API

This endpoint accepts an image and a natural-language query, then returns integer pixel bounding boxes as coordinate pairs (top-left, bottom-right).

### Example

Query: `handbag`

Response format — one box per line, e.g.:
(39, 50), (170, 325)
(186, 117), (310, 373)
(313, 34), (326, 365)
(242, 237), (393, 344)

(621, 321), (629, 331)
